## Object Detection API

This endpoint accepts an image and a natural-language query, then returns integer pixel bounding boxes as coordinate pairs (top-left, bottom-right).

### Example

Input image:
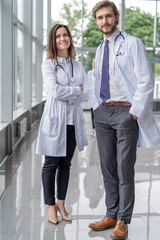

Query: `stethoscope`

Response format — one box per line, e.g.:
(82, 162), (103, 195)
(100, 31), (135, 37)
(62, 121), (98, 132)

(55, 58), (76, 83)
(114, 31), (125, 56)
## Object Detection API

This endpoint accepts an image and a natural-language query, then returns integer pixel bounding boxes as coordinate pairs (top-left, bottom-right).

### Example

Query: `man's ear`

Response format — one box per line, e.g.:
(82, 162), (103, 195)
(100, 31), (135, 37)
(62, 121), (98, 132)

(116, 14), (119, 23)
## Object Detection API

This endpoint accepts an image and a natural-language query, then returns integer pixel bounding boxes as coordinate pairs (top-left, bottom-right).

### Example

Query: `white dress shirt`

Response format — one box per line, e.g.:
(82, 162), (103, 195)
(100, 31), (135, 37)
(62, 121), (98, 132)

(99, 29), (128, 102)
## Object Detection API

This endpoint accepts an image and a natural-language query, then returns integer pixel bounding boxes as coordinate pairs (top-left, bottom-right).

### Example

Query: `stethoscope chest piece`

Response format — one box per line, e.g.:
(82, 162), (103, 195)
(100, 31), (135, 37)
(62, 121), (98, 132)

(70, 77), (76, 83)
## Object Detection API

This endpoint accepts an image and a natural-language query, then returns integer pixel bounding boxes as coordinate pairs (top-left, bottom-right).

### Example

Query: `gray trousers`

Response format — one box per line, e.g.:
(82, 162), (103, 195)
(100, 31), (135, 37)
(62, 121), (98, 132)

(94, 103), (139, 224)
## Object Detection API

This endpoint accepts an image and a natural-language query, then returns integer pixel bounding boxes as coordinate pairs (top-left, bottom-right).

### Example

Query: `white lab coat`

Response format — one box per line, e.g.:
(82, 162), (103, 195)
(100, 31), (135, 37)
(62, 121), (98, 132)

(93, 31), (160, 148)
(36, 58), (89, 156)
(87, 69), (96, 109)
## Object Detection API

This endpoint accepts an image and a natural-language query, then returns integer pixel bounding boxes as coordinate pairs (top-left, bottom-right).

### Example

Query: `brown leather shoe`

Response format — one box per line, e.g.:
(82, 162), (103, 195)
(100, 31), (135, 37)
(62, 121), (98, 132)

(110, 221), (128, 240)
(89, 217), (117, 231)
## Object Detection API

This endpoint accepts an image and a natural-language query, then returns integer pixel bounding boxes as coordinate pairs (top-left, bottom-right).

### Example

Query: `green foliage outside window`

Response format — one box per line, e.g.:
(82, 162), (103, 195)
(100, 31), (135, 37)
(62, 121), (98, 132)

(52, 0), (160, 74)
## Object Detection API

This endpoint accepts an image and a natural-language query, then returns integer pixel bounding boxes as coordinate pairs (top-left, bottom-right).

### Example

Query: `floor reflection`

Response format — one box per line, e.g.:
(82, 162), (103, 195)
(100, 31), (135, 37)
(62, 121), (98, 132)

(0, 112), (160, 240)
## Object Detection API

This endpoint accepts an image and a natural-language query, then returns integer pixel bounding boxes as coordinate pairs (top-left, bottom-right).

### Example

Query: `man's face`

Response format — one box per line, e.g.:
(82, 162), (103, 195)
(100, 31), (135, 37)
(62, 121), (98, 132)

(96, 6), (119, 38)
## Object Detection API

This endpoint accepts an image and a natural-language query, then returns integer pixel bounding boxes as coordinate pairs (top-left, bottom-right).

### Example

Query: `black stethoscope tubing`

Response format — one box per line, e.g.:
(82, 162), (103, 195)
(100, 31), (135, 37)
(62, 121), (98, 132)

(114, 31), (125, 56)
(114, 31), (125, 42)
(55, 58), (75, 82)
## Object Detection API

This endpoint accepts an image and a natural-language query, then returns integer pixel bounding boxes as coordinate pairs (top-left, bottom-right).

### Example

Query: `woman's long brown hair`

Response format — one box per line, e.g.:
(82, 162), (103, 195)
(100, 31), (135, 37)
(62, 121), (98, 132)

(46, 24), (76, 60)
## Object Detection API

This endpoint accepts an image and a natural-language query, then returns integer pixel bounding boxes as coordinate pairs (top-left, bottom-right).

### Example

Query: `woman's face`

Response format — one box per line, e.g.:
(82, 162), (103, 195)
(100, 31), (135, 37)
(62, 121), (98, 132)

(55, 27), (71, 52)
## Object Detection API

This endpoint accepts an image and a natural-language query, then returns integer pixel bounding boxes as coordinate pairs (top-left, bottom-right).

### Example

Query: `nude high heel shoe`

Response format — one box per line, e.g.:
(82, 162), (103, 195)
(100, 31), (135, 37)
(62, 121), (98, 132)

(47, 206), (58, 225)
(48, 216), (58, 225)
(56, 204), (72, 222)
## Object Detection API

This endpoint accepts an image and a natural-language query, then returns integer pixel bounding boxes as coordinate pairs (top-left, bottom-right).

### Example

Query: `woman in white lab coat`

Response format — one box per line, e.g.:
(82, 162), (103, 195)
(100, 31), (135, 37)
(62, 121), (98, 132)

(36, 24), (89, 224)
(87, 58), (96, 138)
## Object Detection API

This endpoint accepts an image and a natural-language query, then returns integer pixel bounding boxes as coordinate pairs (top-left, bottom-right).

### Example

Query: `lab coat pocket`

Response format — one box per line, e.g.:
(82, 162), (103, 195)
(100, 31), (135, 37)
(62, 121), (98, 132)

(118, 56), (132, 73)
(42, 115), (58, 136)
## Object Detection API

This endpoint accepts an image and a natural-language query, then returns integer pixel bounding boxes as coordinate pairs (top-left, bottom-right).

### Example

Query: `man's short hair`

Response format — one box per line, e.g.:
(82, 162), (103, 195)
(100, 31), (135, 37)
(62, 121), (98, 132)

(92, 0), (119, 19)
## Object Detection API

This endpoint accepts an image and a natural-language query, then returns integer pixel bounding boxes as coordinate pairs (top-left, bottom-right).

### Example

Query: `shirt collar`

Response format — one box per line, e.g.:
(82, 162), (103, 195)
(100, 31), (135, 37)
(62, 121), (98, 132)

(57, 56), (71, 64)
(104, 29), (120, 43)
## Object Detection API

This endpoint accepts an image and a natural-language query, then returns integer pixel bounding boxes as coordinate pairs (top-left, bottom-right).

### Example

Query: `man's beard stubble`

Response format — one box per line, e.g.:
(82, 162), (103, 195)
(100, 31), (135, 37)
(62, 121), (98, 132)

(100, 22), (118, 36)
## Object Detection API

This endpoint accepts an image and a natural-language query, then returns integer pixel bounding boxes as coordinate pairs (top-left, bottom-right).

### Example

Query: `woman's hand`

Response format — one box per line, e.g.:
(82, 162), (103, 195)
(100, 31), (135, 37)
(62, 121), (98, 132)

(58, 99), (69, 102)
(79, 85), (83, 91)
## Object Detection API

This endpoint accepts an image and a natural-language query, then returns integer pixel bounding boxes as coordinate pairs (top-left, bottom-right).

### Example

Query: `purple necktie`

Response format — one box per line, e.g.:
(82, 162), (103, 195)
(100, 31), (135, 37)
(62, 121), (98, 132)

(100, 39), (110, 102)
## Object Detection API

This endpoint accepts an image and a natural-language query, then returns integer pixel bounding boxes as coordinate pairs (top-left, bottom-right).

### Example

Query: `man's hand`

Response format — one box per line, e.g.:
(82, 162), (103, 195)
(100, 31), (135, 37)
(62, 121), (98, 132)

(132, 114), (137, 120)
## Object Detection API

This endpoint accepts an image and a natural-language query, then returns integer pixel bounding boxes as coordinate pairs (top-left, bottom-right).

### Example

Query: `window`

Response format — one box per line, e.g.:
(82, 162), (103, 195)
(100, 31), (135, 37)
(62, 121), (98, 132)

(17, 29), (23, 106)
(43, 0), (48, 46)
(0, 0), (1, 121)
(32, 41), (37, 101)
(42, 0), (48, 99)
(32, 0), (37, 101)
(17, 0), (23, 22)
(32, 0), (36, 37)
(13, 0), (24, 109)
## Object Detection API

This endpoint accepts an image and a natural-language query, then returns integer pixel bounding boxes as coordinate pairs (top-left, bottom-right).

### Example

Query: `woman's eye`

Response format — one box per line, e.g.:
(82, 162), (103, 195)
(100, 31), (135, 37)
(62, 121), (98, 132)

(56, 34), (69, 38)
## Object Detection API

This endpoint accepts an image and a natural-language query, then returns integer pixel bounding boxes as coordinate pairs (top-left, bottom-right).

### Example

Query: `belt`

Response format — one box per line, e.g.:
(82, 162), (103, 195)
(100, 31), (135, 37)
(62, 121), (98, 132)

(103, 101), (131, 106)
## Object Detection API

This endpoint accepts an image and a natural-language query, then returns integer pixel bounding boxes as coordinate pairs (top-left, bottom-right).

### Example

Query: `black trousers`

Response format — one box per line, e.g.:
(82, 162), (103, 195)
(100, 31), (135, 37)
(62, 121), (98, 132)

(42, 125), (76, 205)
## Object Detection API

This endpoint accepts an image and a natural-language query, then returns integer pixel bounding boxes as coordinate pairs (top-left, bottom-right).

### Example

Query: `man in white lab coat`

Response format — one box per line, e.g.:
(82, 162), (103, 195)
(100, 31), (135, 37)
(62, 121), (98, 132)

(88, 1), (160, 240)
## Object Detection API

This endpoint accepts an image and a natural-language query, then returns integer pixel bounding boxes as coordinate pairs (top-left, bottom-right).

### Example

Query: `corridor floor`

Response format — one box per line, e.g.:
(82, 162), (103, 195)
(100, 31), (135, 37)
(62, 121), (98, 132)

(0, 111), (160, 240)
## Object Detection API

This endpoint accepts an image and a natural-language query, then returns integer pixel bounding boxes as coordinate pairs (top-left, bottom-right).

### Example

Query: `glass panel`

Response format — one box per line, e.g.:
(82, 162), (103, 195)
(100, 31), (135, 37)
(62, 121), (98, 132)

(13, 25), (17, 109)
(75, 50), (96, 73)
(43, 0), (48, 46)
(158, 1), (160, 47)
(32, 0), (36, 36)
(154, 50), (160, 99)
(42, 49), (47, 99)
(32, 41), (37, 101)
(154, 0), (160, 99)
(154, 63), (160, 99)
(125, 0), (156, 46)
(0, 0), (1, 121)
(17, 0), (23, 22)
(51, 0), (121, 22)
(13, 0), (17, 15)
(17, 29), (23, 107)
(42, 0), (48, 99)
(126, 0), (156, 15)
(51, 0), (121, 48)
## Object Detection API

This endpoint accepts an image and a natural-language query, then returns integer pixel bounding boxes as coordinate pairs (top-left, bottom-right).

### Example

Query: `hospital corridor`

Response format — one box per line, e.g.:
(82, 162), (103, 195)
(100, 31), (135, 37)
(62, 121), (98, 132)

(0, 112), (160, 240)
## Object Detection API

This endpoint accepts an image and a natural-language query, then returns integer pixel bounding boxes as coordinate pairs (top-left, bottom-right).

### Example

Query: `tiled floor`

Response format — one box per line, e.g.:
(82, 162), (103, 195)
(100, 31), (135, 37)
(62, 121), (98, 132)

(0, 112), (160, 240)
